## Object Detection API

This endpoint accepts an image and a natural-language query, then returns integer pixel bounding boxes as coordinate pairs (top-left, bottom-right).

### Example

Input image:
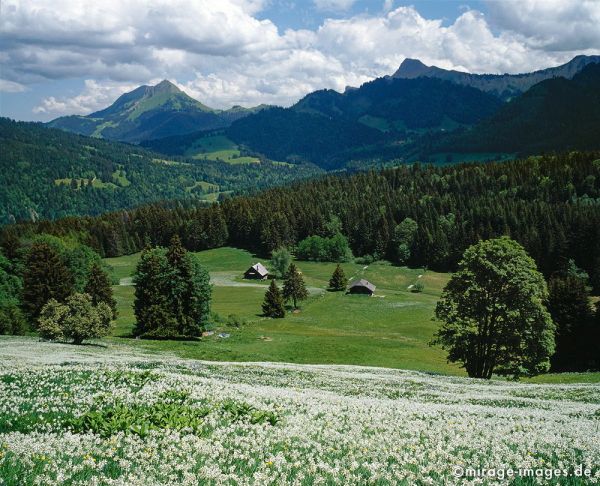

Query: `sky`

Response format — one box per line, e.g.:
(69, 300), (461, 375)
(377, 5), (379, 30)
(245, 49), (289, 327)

(1, 0), (599, 122)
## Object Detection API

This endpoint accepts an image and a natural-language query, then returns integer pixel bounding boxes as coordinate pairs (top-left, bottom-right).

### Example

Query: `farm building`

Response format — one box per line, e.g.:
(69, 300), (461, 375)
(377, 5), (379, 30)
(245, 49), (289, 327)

(244, 262), (269, 280)
(348, 279), (376, 295)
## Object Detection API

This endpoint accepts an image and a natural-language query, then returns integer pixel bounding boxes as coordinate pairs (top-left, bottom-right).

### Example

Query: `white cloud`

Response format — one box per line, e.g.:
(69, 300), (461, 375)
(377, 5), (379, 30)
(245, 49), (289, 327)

(313, 0), (357, 12)
(2, 0), (598, 118)
(0, 79), (26, 93)
(33, 80), (138, 115)
(486, 0), (600, 51)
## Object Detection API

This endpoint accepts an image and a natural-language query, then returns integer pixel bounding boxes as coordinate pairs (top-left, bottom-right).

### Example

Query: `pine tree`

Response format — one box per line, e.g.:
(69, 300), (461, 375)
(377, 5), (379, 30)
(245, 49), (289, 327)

(329, 264), (347, 291)
(85, 262), (117, 318)
(133, 247), (173, 337)
(22, 242), (74, 323)
(283, 263), (308, 309)
(167, 235), (193, 333)
(547, 274), (593, 371)
(262, 280), (285, 318)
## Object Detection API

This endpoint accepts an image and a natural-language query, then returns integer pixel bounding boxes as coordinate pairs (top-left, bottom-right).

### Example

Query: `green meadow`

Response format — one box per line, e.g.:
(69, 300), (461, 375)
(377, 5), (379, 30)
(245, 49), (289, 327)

(104, 247), (600, 382)
(186, 135), (260, 164)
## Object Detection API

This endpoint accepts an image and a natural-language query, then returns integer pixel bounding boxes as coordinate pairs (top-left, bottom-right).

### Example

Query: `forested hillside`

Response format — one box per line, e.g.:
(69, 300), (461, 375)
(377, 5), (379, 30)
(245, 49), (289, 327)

(227, 107), (386, 169)
(0, 118), (321, 224)
(293, 76), (502, 129)
(429, 63), (600, 155)
(5, 152), (599, 290)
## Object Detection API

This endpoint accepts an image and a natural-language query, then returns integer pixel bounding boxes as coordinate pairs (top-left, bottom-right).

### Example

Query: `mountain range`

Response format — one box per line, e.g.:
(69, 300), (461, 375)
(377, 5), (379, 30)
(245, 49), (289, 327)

(44, 54), (600, 170)
(430, 62), (600, 155)
(392, 55), (600, 100)
(48, 80), (266, 143)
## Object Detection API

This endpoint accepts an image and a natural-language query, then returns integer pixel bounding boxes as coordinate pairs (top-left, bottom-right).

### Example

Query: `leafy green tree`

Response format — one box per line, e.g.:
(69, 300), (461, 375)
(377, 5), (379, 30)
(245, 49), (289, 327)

(85, 262), (117, 318)
(432, 237), (555, 379)
(38, 293), (113, 344)
(262, 280), (285, 318)
(270, 247), (292, 278)
(0, 302), (26, 335)
(296, 234), (352, 262)
(22, 242), (74, 322)
(393, 218), (418, 265)
(329, 264), (347, 291)
(283, 263), (308, 309)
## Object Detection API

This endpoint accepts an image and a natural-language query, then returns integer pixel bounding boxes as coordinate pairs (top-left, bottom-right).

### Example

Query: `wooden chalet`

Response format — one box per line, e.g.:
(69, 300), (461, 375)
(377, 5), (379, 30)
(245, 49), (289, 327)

(348, 279), (376, 295)
(244, 262), (269, 280)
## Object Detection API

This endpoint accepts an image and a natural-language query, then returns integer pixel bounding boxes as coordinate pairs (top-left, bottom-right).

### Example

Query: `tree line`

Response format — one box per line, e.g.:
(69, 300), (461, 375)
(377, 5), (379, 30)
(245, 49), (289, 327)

(4, 152), (599, 291)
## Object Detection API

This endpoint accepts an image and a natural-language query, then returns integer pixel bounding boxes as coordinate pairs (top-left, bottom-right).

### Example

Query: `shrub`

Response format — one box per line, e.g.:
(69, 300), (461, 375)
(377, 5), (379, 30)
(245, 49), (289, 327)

(412, 281), (424, 293)
(38, 293), (113, 345)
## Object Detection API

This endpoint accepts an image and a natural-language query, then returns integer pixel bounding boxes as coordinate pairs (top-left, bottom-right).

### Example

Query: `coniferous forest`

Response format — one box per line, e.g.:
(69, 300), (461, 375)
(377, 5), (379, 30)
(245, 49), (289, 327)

(4, 151), (599, 290)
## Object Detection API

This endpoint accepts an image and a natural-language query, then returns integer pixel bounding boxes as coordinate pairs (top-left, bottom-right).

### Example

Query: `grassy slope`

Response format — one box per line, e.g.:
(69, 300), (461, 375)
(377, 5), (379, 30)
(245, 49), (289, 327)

(104, 247), (600, 382)
(186, 135), (260, 164)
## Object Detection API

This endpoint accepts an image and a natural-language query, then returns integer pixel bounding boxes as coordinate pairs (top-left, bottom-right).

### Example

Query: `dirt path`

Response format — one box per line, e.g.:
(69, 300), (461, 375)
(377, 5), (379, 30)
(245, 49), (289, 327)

(120, 272), (324, 294)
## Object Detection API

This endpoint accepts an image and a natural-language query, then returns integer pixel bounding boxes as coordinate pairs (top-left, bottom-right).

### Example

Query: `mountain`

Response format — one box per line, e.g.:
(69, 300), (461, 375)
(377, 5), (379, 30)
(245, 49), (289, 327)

(292, 75), (503, 131)
(226, 107), (386, 170)
(430, 62), (600, 155)
(0, 118), (320, 223)
(48, 80), (263, 143)
(392, 55), (600, 100)
(219, 74), (503, 170)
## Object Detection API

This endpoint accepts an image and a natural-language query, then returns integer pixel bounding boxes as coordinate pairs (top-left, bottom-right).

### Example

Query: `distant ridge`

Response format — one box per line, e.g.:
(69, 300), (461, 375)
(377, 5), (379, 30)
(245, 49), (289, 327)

(48, 80), (264, 143)
(392, 55), (600, 100)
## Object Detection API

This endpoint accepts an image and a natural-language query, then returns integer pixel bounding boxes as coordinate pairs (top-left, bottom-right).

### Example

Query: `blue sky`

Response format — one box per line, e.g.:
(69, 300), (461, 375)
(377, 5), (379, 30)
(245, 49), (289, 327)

(1, 0), (598, 122)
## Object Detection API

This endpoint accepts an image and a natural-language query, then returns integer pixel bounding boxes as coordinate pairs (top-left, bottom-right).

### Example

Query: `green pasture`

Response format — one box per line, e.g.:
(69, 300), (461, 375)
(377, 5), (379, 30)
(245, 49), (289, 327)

(103, 247), (600, 382)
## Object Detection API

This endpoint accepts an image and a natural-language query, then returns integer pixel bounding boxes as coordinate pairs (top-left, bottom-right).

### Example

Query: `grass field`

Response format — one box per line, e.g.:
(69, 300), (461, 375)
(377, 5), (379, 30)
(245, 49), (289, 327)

(187, 135), (261, 164)
(1, 339), (598, 485)
(103, 247), (600, 383)
(104, 247), (460, 373)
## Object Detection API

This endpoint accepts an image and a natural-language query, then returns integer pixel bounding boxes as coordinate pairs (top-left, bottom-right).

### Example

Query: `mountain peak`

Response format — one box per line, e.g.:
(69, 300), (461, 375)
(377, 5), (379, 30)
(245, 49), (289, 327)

(151, 79), (181, 94)
(393, 58), (431, 78)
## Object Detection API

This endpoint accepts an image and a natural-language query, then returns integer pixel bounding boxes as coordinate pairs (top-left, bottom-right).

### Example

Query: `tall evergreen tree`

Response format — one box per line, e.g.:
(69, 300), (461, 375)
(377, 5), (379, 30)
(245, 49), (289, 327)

(185, 255), (212, 336)
(167, 235), (193, 331)
(85, 262), (117, 318)
(22, 242), (74, 323)
(547, 274), (594, 371)
(262, 280), (285, 318)
(283, 263), (308, 309)
(329, 264), (347, 291)
(133, 240), (211, 338)
(133, 247), (173, 337)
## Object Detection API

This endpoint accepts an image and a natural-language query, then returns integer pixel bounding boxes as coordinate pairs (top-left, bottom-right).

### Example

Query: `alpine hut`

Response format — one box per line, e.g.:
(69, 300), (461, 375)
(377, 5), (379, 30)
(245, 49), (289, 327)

(348, 279), (376, 295)
(244, 262), (269, 280)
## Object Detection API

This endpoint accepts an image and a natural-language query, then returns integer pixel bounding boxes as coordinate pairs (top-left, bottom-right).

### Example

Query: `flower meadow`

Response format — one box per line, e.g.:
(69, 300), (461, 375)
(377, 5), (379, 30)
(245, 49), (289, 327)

(0, 338), (598, 485)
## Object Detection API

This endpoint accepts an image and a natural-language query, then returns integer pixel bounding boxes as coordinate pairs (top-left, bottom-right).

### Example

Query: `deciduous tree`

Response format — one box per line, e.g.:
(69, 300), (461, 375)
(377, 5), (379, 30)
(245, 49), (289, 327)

(432, 237), (555, 379)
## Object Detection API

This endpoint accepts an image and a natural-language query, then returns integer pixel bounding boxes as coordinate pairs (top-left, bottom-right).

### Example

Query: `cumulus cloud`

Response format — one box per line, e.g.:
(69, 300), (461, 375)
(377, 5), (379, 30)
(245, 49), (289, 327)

(1, 0), (598, 117)
(33, 80), (139, 115)
(486, 0), (600, 51)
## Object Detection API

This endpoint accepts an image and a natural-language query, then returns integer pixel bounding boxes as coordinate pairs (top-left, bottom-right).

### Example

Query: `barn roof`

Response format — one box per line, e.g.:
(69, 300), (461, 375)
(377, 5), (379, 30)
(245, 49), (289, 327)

(349, 279), (376, 292)
(249, 262), (269, 276)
